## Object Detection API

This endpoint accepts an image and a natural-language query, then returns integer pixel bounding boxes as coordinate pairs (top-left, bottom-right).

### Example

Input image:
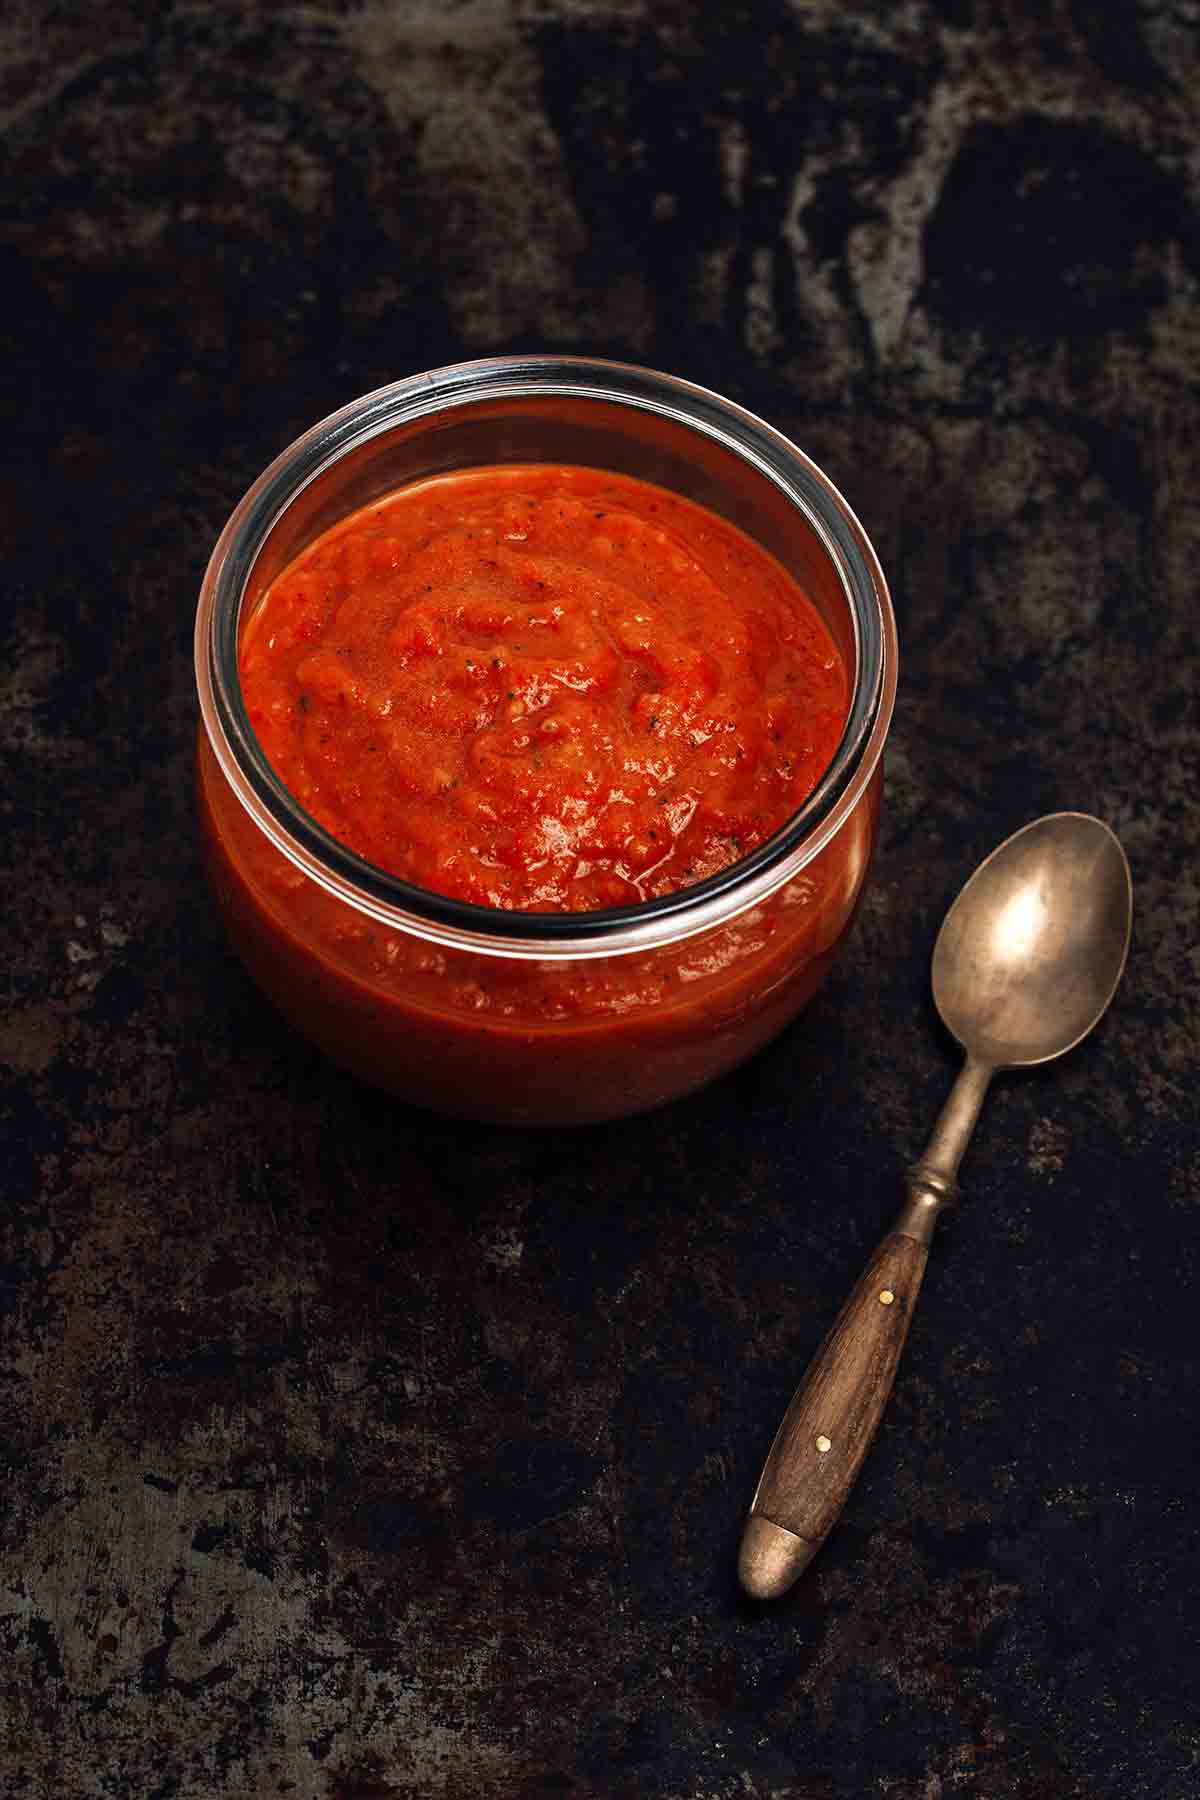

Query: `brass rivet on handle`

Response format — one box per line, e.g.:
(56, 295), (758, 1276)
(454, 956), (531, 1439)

(815, 1435), (832, 1454)
(879, 1289), (895, 1305)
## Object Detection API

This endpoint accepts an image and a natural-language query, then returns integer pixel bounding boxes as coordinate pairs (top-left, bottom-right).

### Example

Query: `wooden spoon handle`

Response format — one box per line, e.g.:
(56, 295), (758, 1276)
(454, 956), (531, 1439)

(738, 1229), (930, 1598)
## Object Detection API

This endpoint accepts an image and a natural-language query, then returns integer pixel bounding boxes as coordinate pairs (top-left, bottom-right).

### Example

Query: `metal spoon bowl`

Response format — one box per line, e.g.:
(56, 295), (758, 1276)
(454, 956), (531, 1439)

(739, 812), (1133, 1600)
(934, 811), (1132, 1067)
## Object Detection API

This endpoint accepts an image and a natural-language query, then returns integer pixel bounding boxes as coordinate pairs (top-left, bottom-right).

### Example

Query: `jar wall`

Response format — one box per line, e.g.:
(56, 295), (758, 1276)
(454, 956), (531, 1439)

(197, 733), (881, 1125)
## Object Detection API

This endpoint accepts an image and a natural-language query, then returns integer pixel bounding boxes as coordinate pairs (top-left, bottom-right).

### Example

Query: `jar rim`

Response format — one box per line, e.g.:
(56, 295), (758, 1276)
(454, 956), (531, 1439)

(195, 355), (897, 961)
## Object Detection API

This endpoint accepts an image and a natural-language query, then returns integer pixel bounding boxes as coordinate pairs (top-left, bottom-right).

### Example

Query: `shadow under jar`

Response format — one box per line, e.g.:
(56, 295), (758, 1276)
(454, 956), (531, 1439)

(195, 358), (897, 1126)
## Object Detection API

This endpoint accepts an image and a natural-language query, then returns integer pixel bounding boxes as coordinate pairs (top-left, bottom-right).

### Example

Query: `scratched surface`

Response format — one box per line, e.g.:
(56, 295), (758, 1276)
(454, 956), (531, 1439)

(3, 3), (1199, 1796)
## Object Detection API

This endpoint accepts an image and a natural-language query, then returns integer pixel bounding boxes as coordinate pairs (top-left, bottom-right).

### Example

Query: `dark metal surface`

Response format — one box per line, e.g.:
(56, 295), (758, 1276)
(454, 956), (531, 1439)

(3, 4), (1198, 1795)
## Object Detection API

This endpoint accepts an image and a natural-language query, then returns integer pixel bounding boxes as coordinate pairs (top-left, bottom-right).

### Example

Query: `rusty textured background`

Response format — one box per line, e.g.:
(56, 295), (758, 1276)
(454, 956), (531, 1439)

(3, 2), (1199, 1795)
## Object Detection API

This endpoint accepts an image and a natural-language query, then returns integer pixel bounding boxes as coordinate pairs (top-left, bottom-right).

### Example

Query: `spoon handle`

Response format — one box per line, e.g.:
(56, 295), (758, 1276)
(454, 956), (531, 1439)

(737, 1185), (940, 1600)
(738, 1059), (994, 1599)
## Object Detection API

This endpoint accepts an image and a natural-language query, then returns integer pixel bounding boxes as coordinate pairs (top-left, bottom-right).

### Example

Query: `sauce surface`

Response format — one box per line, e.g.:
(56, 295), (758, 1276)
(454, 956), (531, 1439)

(240, 466), (848, 912)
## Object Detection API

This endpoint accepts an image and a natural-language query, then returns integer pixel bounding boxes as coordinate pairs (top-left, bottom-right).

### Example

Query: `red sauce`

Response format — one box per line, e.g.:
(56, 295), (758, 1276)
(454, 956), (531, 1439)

(239, 466), (848, 912)
(199, 460), (879, 1123)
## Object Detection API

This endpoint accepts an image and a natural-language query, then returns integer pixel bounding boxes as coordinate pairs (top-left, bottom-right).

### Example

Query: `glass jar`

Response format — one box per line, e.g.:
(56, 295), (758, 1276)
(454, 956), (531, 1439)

(194, 357), (897, 1125)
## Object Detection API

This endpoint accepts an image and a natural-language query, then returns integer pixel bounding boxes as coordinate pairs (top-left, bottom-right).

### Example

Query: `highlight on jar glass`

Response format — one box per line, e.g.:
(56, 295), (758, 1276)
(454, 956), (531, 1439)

(194, 357), (897, 1126)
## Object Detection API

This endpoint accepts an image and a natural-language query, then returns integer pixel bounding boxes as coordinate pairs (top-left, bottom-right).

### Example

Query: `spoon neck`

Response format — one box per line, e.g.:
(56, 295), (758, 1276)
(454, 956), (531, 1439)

(897, 1057), (995, 1245)
(921, 1055), (994, 1185)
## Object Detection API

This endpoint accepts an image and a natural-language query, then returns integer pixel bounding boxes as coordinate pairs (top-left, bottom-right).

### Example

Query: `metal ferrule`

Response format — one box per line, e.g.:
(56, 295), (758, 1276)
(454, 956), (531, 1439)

(894, 1165), (956, 1247)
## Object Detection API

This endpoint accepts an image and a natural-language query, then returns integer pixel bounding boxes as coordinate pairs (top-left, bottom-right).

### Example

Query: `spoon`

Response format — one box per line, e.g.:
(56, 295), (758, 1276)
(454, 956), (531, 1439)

(738, 812), (1133, 1600)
